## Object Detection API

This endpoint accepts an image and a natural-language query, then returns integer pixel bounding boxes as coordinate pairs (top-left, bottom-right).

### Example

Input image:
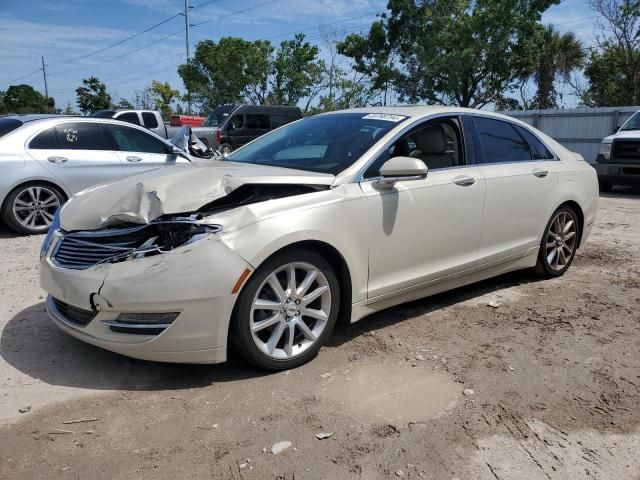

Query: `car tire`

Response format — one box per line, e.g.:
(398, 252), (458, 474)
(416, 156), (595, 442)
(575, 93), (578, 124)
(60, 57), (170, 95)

(535, 205), (580, 278)
(219, 143), (233, 155)
(231, 248), (340, 371)
(1, 182), (65, 235)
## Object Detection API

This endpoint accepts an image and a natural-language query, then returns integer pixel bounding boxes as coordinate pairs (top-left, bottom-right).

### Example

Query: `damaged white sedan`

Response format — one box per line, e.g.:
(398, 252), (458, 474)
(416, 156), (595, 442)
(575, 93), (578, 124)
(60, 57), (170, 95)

(40, 107), (599, 370)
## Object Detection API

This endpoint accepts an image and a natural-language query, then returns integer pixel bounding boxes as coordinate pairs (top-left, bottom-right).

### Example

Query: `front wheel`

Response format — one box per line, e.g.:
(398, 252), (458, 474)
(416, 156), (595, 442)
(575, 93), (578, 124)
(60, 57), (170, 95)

(1, 183), (64, 235)
(535, 206), (580, 278)
(231, 249), (340, 370)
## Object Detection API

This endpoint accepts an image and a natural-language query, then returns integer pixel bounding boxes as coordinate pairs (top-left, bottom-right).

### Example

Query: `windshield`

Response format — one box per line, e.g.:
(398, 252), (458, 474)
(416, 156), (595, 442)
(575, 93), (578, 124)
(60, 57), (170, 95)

(202, 107), (233, 127)
(0, 118), (23, 138)
(620, 111), (640, 131)
(226, 113), (407, 174)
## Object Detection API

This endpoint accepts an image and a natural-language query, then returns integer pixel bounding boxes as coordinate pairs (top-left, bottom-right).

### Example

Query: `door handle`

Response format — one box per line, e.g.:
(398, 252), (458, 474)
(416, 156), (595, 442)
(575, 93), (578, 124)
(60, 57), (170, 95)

(532, 168), (549, 178)
(47, 156), (68, 163)
(126, 156), (142, 162)
(453, 175), (476, 187)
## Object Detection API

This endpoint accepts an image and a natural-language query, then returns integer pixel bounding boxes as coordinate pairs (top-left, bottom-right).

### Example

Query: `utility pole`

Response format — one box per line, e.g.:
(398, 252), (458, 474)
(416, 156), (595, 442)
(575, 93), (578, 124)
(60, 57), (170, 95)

(184, 0), (191, 114)
(41, 56), (50, 112)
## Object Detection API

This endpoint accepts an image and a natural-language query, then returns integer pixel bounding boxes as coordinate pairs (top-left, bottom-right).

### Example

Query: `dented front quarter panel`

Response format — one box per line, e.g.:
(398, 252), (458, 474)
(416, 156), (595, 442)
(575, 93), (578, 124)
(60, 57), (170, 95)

(40, 233), (252, 361)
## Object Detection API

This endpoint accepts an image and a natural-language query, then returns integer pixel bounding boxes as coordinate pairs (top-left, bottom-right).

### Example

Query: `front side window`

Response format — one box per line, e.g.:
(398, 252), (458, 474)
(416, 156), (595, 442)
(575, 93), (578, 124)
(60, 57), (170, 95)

(105, 124), (169, 154)
(30, 128), (59, 149)
(116, 112), (141, 125)
(227, 113), (406, 174)
(364, 117), (463, 178)
(227, 115), (244, 131)
(620, 111), (640, 131)
(54, 123), (105, 150)
(474, 117), (532, 163)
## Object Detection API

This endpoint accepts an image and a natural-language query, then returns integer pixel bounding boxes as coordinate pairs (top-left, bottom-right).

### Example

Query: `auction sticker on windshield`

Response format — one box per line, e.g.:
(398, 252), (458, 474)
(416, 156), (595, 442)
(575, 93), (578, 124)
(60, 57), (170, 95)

(362, 113), (407, 122)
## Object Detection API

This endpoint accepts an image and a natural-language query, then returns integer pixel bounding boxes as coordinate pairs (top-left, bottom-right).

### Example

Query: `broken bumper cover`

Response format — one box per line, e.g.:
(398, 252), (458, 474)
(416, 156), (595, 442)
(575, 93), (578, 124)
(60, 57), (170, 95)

(40, 235), (252, 364)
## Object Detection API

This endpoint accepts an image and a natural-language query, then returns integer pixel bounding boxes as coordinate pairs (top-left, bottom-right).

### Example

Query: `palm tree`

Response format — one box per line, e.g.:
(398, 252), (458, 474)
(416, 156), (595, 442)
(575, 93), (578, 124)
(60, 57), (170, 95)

(527, 25), (585, 109)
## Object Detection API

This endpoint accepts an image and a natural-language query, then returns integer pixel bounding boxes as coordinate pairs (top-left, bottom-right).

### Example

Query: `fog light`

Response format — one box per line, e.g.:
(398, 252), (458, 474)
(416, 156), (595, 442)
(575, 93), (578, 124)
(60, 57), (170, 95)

(103, 312), (179, 335)
(115, 312), (179, 324)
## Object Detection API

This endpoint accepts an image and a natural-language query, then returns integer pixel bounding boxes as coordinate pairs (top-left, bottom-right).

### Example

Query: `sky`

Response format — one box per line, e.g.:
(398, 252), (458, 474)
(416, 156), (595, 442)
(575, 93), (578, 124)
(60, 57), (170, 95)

(0, 0), (599, 111)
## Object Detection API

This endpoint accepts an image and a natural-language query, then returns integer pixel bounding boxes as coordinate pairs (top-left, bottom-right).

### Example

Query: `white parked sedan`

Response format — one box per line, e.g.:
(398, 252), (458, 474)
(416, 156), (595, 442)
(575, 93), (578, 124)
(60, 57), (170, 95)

(39, 107), (598, 370)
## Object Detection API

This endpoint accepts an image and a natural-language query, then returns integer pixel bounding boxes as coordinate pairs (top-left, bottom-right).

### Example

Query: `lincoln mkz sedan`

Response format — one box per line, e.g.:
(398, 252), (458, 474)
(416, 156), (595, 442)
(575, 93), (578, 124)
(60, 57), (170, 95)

(39, 107), (599, 370)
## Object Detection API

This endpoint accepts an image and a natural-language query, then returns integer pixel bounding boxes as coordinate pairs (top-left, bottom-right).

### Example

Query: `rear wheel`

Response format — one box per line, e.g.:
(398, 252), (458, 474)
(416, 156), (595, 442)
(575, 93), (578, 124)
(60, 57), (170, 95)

(1, 183), (64, 235)
(219, 143), (233, 155)
(535, 206), (580, 278)
(231, 249), (340, 370)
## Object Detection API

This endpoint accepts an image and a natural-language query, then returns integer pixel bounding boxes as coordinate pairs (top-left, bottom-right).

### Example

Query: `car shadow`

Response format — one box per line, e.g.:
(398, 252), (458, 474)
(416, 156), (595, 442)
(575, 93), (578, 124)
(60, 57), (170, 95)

(0, 302), (268, 391)
(1, 270), (542, 392)
(328, 269), (543, 348)
(0, 224), (25, 239)
(599, 186), (640, 199)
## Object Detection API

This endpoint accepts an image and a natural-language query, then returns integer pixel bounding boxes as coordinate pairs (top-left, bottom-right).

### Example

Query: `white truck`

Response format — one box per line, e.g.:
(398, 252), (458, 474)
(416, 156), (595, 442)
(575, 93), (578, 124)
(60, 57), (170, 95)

(92, 109), (219, 149)
(595, 110), (640, 191)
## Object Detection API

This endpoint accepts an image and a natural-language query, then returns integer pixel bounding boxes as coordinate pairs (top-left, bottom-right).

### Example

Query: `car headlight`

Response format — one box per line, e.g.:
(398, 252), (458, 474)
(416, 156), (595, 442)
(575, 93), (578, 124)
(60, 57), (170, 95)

(599, 143), (612, 160)
(40, 209), (61, 259)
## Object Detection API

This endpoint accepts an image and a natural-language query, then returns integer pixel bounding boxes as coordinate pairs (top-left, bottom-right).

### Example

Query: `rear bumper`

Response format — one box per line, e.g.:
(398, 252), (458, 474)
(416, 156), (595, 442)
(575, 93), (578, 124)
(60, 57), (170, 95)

(594, 158), (640, 186)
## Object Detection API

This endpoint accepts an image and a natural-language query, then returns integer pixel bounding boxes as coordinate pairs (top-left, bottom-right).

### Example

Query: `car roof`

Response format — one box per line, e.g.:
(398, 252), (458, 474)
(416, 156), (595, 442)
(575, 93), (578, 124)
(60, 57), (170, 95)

(2, 114), (77, 122)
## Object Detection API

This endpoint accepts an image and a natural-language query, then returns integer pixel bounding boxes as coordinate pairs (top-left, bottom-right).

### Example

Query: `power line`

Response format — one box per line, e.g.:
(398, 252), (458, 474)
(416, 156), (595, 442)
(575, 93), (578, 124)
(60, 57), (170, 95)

(191, 0), (282, 27)
(266, 11), (379, 41)
(4, 68), (42, 86)
(48, 28), (185, 76)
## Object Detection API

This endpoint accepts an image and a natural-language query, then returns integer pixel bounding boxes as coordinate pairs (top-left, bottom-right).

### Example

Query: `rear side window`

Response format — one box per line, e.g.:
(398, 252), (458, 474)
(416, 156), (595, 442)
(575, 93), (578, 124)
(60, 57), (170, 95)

(474, 117), (532, 163)
(116, 112), (141, 125)
(514, 125), (554, 160)
(104, 124), (168, 154)
(0, 118), (23, 137)
(54, 123), (106, 150)
(142, 112), (159, 129)
(246, 113), (270, 129)
(30, 128), (59, 149)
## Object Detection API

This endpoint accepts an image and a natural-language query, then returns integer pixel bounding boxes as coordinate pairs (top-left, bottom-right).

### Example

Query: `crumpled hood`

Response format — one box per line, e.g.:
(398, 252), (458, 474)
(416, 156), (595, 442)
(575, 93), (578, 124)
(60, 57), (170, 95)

(60, 161), (335, 231)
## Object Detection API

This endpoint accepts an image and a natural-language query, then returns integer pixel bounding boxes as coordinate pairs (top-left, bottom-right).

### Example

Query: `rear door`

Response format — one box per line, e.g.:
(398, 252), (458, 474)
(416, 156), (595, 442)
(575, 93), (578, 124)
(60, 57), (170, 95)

(27, 122), (125, 194)
(471, 116), (557, 265)
(103, 123), (188, 174)
(244, 112), (271, 143)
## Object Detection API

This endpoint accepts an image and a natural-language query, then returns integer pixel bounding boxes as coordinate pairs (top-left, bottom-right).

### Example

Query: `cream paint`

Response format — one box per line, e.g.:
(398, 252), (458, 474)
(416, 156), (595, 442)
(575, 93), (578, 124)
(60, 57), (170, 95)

(41, 106), (599, 364)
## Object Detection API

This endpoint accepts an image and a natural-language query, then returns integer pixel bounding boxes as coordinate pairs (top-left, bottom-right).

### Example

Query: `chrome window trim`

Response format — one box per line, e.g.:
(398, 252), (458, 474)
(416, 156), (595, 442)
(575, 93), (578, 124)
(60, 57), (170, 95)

(467, 113), (560, 163)
(351, 112), (468, 183)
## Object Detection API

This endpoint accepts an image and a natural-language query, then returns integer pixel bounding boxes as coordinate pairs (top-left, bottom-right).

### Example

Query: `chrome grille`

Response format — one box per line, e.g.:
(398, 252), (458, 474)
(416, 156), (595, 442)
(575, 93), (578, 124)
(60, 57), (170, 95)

(51, 297), (96, 326)
(52, 226), (150, 270)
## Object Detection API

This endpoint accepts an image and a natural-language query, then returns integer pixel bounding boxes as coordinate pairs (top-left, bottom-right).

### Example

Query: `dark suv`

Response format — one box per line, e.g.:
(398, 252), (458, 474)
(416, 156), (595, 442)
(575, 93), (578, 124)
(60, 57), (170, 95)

(202, 105), (302, 154)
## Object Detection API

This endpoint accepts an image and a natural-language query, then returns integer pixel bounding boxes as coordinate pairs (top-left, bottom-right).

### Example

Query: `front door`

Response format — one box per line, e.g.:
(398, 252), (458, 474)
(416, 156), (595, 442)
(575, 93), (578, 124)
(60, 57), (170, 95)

(362, 117), (486, 300)
(103, 123), (187, 175)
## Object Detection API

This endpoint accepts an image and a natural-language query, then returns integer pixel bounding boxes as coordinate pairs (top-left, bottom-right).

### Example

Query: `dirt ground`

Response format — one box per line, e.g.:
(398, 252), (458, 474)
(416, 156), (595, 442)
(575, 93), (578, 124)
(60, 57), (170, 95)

(0, 190), (639, 480)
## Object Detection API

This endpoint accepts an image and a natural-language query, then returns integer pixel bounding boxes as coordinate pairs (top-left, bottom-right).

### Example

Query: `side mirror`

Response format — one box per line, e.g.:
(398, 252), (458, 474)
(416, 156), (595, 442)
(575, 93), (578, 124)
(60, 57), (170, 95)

(375, 156), (428, 189)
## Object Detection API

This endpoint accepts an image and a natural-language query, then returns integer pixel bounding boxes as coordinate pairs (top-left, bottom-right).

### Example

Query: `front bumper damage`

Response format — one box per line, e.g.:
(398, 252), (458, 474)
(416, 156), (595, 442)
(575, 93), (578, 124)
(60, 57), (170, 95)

(41, 232), (252, 364)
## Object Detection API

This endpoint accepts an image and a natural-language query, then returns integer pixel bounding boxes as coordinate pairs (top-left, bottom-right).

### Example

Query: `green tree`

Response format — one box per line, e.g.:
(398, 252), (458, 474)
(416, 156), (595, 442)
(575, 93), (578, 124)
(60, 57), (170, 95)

(271, 34), (325, 111)
(150, 80), (180, 119)
(581, 0), (640, 106)
(337, 20), (396, 105)
(178, 37), (272, 112)
(1, 84), (53, 113)
(114, 97), (134, 110)
(521, 25), (584, 109)
(75, 76), (111, 115)
(361, 0), (558, 107)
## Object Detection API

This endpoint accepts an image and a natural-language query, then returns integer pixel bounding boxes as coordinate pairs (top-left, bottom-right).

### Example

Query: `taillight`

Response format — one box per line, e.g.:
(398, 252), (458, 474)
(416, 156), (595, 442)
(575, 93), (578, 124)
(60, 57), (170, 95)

(216, 130), (221, 142)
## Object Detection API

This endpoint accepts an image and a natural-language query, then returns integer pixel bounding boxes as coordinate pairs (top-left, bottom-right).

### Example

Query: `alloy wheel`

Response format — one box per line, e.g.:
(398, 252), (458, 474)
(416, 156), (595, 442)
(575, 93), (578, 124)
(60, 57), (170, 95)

(12, 186), (61, 230)
(545, 210), (577, 271)
(250, 261), (332, 360)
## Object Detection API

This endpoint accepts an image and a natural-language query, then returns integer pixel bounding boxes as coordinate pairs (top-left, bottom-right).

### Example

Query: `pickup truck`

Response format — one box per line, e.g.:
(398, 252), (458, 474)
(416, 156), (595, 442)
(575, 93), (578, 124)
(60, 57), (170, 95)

(92, 109), (219, 149)
(595, 110), (640, 191)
